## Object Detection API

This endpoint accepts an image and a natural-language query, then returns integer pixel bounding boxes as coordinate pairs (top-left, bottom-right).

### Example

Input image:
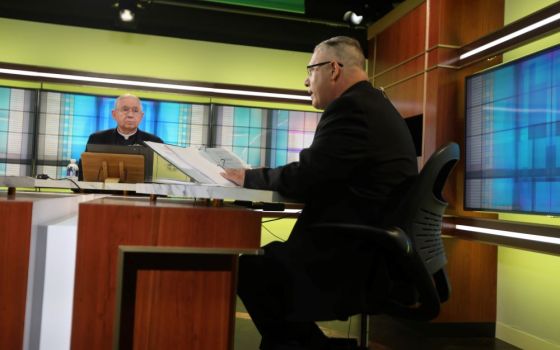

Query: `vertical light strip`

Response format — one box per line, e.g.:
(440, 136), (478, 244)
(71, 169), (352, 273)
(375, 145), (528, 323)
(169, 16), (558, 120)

(459, 12), (560, 60)
(422, 0), (430, 164)
(455, 224), (560, 245)
(0, 68), (311, 101)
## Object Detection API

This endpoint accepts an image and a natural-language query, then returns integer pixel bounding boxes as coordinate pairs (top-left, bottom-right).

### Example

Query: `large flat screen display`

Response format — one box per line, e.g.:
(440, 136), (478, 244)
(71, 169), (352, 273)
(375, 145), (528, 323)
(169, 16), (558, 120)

(465, 44), (560, 214)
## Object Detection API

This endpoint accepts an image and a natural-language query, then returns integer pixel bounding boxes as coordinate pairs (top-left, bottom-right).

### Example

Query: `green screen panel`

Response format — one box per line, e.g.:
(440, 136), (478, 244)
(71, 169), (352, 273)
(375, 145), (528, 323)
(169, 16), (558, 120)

(200, 0), (304, 13)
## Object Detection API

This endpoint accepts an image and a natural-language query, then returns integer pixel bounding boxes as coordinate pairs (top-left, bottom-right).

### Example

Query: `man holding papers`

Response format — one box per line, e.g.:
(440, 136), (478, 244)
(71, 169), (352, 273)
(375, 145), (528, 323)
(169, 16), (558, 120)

(221, 36), (418, 350)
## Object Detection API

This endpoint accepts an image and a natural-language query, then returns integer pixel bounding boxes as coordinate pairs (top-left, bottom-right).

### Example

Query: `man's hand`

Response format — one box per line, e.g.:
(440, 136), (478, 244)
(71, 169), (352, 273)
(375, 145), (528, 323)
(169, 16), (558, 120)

(220, 168), (246, 186)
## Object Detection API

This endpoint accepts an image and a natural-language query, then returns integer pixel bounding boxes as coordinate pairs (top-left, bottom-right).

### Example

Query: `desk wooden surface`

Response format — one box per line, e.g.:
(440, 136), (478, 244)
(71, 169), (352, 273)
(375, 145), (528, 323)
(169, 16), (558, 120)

(71, 197), (261, 350)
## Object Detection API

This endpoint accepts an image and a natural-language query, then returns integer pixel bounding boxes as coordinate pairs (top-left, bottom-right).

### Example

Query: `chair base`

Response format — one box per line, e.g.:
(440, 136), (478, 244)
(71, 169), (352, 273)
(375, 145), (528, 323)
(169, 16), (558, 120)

(370, 314), (495, 339)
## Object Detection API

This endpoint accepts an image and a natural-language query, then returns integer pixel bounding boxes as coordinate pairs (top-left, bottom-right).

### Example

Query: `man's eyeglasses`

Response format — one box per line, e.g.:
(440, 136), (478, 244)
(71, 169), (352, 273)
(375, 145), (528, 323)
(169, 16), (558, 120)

(306, 61), (344, 76)
(117, 106), (142, 114)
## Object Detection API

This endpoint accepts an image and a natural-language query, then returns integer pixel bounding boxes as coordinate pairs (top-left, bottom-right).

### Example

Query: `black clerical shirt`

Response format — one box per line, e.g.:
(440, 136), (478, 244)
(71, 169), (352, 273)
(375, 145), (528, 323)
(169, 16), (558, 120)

(86, 128), (163, 146)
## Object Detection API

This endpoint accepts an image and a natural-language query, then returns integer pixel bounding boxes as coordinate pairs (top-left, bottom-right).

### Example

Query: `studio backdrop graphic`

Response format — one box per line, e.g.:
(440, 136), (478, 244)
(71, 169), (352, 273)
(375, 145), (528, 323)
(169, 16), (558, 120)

(0, 87), (320, 178)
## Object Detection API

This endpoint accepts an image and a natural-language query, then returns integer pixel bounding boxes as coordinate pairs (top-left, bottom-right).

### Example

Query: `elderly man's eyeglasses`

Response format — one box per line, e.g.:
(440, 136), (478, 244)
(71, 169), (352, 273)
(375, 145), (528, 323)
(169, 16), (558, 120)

(306, 61), (344, 76)
(117, 106), (142, 114)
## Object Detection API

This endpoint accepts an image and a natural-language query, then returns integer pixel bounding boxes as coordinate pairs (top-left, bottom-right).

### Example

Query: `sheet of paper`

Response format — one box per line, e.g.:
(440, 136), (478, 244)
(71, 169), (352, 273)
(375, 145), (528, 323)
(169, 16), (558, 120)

(202, 147), (250, 169)
(145, 141), (235, 187)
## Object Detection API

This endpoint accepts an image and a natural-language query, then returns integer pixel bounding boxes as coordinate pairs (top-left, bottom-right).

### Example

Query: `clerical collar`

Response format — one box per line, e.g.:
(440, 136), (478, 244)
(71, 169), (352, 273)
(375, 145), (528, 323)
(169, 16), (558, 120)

(117, 128), (138, 140)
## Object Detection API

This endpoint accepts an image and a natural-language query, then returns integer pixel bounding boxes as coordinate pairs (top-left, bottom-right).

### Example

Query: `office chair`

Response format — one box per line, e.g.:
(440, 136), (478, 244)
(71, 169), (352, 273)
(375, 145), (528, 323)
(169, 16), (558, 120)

(311, 142), (460, 349)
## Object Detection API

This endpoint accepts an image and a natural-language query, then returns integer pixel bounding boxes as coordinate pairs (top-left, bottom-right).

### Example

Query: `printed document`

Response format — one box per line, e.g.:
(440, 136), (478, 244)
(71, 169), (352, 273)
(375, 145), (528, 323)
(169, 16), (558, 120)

(145, 141), (249, 186)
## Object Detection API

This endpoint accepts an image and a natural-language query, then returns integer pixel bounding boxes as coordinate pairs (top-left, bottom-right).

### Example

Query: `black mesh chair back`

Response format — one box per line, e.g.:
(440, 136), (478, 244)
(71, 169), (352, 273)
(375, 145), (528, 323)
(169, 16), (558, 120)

(380, 142), (460, 320)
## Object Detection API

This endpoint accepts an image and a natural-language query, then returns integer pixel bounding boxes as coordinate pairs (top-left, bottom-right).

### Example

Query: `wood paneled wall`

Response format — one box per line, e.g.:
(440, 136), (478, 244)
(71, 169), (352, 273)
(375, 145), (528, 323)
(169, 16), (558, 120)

(368, 0), (505, 328)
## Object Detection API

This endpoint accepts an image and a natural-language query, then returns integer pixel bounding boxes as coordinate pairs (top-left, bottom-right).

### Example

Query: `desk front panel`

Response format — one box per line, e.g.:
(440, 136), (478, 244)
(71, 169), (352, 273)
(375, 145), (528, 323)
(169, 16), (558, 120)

(71, 198), (261, 350)
(0, 199), (33, 350)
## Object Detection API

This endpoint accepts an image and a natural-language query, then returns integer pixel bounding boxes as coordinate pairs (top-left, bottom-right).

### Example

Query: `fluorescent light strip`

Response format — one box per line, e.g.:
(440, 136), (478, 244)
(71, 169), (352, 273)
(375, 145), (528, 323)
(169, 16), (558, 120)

(255, 208), (301, 213)
(459, 12), (560, 60)
(455, 224), (560, 245)
(0, 68), (311, 101)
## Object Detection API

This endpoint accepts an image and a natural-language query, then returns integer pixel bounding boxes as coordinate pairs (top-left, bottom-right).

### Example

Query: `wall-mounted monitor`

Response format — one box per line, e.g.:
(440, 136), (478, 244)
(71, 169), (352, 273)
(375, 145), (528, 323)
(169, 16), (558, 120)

(464, 44), (560, 214)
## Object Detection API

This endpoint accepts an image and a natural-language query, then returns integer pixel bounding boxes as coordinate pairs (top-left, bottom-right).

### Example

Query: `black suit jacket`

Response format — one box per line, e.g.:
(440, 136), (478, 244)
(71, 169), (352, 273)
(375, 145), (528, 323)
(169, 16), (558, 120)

(244, 81), (418, 321)
(86, 128), (163, 146)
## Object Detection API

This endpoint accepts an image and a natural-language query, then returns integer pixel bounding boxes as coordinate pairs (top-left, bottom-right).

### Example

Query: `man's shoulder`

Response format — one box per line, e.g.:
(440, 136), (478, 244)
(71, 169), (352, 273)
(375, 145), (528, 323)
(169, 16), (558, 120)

(91, 128), (115, 136)
(88, 128), (115, 143)
(323, 82), (377, 116)
(332, 81), (392, 114)
(340, 81), (381, 101)
(137, 129), (164, 143)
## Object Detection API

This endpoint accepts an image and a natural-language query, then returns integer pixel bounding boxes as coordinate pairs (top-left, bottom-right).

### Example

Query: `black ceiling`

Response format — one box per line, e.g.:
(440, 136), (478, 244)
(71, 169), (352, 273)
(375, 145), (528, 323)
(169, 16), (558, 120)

(0, 0), (401, 55)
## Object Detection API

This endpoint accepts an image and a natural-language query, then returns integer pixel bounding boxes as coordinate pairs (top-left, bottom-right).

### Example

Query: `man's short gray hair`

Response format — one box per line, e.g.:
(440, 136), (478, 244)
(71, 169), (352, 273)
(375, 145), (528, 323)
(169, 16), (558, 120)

(113, 94), (142, 111)
(315, 36), (365, 69)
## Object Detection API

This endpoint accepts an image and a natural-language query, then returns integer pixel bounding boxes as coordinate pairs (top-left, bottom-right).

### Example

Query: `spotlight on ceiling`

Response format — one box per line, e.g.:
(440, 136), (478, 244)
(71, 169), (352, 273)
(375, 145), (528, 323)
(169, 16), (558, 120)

(119, 8), (135, 22)
(343, 11), (364, 26)
(115, 0), (139, 23)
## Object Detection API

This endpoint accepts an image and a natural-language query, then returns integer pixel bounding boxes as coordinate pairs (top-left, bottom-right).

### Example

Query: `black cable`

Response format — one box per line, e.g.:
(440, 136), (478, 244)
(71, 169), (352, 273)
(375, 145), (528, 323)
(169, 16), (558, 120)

(37, 174), (81, 190)
(64, 177), (81, 190)
(348, 316), (352, 340)
(261, 223), (285, 242)
(261, 210), (302, 223)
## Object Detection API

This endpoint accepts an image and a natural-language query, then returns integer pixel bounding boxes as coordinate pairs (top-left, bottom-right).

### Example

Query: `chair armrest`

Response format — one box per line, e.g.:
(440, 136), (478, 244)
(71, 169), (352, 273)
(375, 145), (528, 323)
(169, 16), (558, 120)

(308, 223), (412, 256)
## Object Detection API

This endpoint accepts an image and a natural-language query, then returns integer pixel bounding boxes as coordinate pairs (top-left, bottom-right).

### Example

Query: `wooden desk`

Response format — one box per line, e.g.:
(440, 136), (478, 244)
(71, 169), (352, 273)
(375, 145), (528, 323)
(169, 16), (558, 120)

(0, 192), (96, 350)
(70, 197), (262, 350)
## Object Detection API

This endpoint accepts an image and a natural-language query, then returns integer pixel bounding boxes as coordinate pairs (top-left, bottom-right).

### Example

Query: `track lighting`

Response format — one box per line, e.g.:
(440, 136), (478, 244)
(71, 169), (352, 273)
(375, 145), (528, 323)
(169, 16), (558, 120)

(119, 8), (134, 22)
(343, 11), (363, 26)
(115, 0), (139, 24)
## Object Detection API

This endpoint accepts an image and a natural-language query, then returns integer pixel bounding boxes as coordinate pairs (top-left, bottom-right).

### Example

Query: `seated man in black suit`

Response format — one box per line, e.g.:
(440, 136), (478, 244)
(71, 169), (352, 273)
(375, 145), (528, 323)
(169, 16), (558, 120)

(221, 36), (418, 350)
(86, 93), (163, 146)
(78, 93), (163, 181)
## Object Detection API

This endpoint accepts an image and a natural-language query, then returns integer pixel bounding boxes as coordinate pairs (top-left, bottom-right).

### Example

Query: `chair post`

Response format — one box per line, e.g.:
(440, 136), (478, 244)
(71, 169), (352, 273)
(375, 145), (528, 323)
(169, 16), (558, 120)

(359, 313), (369, 349)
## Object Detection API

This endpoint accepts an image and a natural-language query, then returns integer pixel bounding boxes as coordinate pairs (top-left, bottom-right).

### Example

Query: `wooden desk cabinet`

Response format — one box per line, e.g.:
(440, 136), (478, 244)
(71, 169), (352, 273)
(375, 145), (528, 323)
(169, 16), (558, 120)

(0, 192), (93, 350)
(0, 197), (33, 350)
(70, 197), (261, 350)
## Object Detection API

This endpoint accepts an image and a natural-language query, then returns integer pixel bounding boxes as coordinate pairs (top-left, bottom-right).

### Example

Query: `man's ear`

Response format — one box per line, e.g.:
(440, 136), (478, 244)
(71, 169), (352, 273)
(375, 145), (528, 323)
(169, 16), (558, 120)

(331, 62), (341, 80)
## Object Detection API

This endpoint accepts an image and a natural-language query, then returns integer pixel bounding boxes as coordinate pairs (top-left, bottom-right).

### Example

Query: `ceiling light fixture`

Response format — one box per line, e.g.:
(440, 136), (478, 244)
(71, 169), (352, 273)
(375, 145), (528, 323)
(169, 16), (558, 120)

(0, 67), (311, 101)
(119, 8), (135, 22)
(343, 11), (363, 26)
(116, 0), (141, 24)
